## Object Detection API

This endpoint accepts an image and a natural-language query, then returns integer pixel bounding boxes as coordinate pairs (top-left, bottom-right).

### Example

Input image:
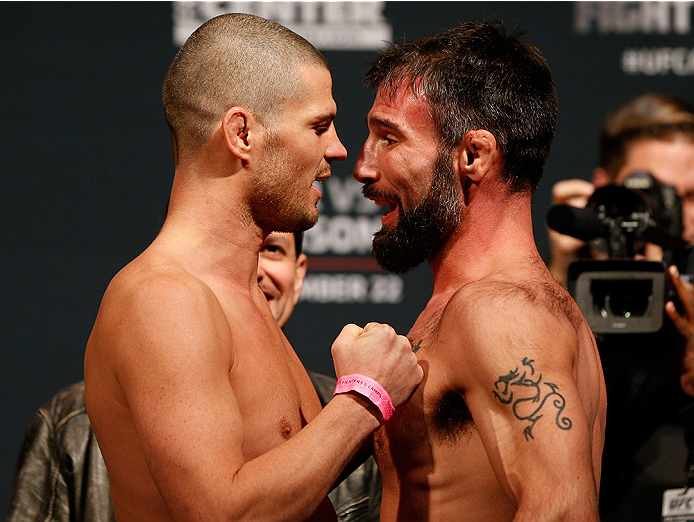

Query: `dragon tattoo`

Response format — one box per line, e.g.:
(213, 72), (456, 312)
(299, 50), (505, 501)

(493, 357), (572, 441)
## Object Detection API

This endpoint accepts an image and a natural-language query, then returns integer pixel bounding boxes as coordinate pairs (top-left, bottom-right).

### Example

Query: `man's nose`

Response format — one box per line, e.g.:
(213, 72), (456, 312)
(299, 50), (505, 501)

(327, 127), (348, 163)
(352, 140), (379, 184)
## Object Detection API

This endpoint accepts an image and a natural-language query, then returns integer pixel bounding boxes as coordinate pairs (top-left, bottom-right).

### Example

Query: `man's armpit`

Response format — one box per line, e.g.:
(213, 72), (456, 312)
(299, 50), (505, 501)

(492, 357), (572, 441)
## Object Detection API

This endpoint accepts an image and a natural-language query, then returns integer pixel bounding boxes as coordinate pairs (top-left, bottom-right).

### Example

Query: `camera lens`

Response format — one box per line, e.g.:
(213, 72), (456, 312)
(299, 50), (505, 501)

(591, 279), (652, 318)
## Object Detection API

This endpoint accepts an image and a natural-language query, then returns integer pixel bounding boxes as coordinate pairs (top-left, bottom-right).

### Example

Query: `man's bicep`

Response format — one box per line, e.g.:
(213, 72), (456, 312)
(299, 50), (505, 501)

(459, 311), (597, 511)
(469, 360), (595, 513)
(485, 355), (576, 443)
(114, 282), (246, 510)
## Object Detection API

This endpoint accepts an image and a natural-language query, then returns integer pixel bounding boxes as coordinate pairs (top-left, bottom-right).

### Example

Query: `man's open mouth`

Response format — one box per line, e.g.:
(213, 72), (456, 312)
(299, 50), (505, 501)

(370, 197), (398, 219)
(383, 201), (398, 219)
(362, 185), (400, 223)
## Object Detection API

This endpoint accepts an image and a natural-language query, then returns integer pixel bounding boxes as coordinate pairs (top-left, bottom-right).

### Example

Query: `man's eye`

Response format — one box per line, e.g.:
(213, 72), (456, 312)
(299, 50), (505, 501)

(261, 245), (284, 255)
(314, 125), (329, 135)
(381, 135), (396, 145)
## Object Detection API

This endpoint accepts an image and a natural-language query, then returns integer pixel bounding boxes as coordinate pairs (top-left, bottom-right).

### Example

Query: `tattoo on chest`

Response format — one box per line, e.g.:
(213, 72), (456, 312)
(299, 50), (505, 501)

(492, 357), (572, 441)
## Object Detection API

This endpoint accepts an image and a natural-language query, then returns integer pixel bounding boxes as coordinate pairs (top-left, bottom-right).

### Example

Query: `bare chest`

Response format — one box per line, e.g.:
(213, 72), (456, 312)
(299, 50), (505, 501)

(225, 308), (321, 459)
(376, 305), (475, 468)
(374, 328), (512, 520)
(374, 358), (475, 473)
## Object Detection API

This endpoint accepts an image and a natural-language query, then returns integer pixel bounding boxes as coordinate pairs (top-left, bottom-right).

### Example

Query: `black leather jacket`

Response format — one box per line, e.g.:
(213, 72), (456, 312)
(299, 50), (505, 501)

(6, 381), (116, 522)
(7, 377), (381, 522)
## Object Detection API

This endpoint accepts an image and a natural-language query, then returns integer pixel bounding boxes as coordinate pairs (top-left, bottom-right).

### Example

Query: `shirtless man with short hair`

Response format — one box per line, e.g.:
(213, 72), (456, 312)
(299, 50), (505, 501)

(84, 14), (422, 522)
(352, 22), (607, 521)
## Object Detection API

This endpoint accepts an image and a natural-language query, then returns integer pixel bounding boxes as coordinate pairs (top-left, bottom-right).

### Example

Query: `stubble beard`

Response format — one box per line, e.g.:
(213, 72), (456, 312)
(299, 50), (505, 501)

(251, 136), (320, 234)
(369, 153), (462, 274)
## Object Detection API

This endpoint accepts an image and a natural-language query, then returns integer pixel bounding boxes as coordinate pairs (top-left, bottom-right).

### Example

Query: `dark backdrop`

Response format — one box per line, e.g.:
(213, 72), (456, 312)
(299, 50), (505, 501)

(3, 1), (693, 515)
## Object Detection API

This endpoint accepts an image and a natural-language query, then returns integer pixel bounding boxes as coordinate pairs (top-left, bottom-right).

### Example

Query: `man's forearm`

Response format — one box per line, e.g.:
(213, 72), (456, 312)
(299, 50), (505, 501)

(163, 393), (382, 522)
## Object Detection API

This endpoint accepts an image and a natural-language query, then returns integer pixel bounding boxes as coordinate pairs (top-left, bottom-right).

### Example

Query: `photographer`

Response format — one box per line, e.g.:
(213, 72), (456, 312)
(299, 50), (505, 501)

(549, 93), (694, 286)
(547, 93), (694, 521)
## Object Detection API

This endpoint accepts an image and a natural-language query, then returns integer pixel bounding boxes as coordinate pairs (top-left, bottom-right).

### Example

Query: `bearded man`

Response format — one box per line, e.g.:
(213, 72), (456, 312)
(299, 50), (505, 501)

(353, 22), (607, 522)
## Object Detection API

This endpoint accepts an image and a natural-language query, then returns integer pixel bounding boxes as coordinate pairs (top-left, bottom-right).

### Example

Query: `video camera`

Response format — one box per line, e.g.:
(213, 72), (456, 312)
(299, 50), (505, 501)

(547, 172), (692, 346)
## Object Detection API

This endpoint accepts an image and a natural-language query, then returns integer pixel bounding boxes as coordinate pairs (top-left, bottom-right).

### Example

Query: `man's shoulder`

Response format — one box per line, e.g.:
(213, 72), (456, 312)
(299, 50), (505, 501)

(448, 273), (578, 323)
(102, 256), (223, 321)
(439, 274), (582, 355)
(111, 254), (203, 293)
(433, 275), (587, 393)
(87, 253), (236, 371)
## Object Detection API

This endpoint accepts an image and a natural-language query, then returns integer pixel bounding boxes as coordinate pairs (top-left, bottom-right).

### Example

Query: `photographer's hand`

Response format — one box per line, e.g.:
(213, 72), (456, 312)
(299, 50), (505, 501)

(548, 179), (595, 288)
(666, 265), (694, 397)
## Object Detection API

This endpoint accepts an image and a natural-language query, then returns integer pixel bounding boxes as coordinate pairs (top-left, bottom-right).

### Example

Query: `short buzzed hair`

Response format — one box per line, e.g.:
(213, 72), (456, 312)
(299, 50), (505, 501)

(162, 13), (328, 163)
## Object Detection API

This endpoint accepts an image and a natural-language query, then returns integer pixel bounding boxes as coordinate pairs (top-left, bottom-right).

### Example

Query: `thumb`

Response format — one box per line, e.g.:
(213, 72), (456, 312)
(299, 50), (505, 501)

(338, 323), (364, 341)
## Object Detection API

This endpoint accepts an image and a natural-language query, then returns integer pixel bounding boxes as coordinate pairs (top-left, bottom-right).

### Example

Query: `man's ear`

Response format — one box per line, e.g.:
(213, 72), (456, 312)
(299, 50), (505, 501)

(292, 253), (308, 306)
(222, 107), (254, 163)
(456, 129), (498, 183)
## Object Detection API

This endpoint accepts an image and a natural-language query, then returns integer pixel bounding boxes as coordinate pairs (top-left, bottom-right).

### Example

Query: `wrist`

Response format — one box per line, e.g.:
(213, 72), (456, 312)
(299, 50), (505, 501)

(334, 374), (395, 422)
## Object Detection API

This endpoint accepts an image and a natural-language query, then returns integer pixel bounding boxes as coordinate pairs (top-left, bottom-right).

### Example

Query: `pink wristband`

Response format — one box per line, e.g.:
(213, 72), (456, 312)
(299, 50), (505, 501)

(333, 374), (395, 421)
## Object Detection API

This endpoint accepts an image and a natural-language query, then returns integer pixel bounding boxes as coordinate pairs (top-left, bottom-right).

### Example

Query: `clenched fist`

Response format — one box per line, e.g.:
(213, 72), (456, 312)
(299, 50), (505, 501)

(331, 322), (423, 409)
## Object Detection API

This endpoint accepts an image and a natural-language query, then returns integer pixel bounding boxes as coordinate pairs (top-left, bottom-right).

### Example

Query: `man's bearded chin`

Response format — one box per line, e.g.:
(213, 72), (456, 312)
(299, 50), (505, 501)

(370, 154), (461, 274)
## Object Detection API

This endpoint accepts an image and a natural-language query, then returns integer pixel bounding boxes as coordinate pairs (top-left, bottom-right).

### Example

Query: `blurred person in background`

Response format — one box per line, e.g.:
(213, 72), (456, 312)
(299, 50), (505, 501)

(548, 93), (694, 288)
(546, 93), (694, 521)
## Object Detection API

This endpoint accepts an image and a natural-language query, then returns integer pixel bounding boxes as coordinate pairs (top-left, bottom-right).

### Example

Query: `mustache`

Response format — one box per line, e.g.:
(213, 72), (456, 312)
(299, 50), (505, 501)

(316, 160), (332, 178)
(361, 184), (401, 207)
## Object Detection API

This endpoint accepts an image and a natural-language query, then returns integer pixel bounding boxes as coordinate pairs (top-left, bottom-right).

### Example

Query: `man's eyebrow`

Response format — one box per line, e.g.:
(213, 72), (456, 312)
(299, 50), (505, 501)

(367, 115), (400, 133)
(311, 110), (337, 124)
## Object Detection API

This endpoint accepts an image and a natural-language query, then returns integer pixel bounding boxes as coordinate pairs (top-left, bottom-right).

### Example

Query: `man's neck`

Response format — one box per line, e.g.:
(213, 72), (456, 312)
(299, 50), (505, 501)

(428, 193), (539, 299)
(153, 167), (266, 289)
